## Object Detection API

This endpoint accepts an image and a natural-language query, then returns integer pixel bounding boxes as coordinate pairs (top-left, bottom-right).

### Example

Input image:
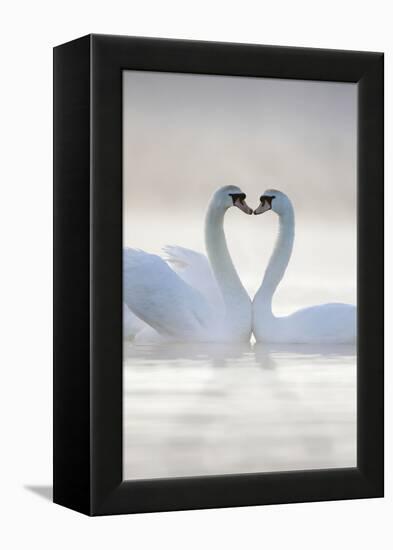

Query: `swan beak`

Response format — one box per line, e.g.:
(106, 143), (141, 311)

(254, 201), (271, 215)
(234, 198), (253, 215)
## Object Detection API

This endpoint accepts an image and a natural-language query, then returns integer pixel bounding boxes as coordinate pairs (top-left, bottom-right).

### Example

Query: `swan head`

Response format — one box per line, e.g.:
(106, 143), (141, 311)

(211, 185), (253, 214)
(254, 189), (290, 216)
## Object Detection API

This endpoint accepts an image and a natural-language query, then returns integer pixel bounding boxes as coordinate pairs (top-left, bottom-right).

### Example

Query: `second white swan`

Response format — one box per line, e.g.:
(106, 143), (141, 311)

(253, 190), (356, 344)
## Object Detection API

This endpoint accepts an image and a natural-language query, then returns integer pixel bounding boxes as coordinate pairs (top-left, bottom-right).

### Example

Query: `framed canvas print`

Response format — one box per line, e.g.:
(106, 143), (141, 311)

(53, 34), (384, 516)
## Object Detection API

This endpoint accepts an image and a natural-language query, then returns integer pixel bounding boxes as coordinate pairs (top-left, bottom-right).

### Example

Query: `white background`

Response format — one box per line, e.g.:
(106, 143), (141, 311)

(0, 1), (390, 548)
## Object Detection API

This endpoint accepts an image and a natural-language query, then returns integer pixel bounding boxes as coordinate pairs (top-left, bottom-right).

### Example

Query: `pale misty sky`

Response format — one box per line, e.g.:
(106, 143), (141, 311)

(123, 70), (357, 308)
(123, 70), (357, 219)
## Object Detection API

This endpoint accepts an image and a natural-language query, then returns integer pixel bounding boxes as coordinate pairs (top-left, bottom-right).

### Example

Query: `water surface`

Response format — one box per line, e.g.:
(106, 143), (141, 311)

(124, 343), (356, 480)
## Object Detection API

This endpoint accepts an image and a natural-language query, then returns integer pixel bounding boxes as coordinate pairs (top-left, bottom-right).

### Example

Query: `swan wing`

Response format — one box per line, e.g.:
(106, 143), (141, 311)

(123, 248), (214, 340)
(163, 245), (223, 309)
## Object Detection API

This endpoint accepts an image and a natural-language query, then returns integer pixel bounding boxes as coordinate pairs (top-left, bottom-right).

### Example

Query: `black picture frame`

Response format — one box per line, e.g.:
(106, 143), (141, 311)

(53, 34), (384, 516)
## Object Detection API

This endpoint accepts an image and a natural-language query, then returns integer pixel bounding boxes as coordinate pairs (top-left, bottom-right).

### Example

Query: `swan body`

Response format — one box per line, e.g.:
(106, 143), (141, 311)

(123, 186), (253, 343)
(124, 249), (215, 341)
(123, 302), (144, 340)
(253, 190), (356, 344)
(123, 246), (221, 342)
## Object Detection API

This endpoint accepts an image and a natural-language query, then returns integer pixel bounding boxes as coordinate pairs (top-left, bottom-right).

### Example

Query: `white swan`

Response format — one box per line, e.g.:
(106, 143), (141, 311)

(252, 189), (356, 344)
(123, 186), (253, 342)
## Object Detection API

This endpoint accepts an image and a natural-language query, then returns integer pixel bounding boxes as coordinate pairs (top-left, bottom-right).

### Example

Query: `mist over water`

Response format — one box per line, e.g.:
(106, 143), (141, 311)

(124, 343), (356, 479)
(123, 71), (357, 480)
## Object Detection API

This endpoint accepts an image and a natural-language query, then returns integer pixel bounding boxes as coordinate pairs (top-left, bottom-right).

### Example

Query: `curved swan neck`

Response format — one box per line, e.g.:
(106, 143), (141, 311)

(257, 203), (295, 311)
(204, 204), (249, 308)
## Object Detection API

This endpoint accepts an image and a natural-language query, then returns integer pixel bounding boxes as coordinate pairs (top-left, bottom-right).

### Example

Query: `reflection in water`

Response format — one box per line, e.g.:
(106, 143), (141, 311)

(124, 342), (356, 480)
